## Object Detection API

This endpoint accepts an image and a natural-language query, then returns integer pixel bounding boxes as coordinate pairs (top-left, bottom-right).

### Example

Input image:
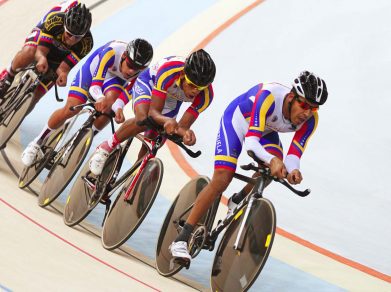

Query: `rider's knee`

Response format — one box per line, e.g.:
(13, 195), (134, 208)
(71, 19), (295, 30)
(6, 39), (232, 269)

(210, 169), (233, 194)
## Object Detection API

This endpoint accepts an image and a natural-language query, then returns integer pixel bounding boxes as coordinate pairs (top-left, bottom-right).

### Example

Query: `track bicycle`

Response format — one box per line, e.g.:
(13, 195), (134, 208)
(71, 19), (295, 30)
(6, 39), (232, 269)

(34, 102), (115, 207)
(155, 150), (310, 292)
(0, 66), (62, 149)
(63, 116), (200, 251)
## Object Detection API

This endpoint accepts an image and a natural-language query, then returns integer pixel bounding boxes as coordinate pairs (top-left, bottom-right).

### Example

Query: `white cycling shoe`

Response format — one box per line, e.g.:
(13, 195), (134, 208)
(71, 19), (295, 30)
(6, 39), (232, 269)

(169, 241), (192, 262)
(89, 146), (109, 176)
(21, 142), (43, 167)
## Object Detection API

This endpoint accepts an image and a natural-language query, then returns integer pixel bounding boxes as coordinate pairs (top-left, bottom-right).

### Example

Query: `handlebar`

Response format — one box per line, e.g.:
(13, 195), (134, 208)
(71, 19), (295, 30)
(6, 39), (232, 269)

(69, 102), (116, 134)
(240, 150), (310, 197)
(137, 116), (201, 158)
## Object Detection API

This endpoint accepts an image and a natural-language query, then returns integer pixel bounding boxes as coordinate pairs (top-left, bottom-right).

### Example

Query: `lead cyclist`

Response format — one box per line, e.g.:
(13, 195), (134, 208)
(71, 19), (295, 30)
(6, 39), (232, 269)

(169, 71), (329, 263)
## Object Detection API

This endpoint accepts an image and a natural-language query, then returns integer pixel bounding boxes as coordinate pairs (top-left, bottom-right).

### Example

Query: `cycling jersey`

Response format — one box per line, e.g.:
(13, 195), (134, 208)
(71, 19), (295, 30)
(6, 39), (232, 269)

(215, 83), (318, 173)
(38, 11), (93, 69)
(69, 40), (137, 105)
(37, 0), (79, 28)
(129, 56), (214, 118)
(25, 0), (79, 47)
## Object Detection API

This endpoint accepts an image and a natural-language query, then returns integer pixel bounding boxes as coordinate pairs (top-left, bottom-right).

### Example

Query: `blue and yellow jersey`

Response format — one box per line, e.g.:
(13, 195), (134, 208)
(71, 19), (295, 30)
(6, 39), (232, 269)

(149, 56), (214, 118)
(230, 82), (317, 158)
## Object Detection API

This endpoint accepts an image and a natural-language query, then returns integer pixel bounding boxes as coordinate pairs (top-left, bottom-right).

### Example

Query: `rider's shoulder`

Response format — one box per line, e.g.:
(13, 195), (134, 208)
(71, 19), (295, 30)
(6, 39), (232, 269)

(42, 12), (65, 33)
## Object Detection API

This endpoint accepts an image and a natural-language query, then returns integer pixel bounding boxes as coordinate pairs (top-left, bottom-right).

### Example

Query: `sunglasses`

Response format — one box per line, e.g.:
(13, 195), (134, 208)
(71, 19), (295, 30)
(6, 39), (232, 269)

(295, 96), (318, 112)
(184, 74), (209, 91)
(64, 26), (85, 40)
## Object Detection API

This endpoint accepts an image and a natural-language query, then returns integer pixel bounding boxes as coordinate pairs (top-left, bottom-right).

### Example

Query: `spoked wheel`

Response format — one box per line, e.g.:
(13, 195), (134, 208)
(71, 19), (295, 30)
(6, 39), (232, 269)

(101, 158), (164, 250)
(210, 198), (276, 292)
(63, 148), (121, 227)
(155, 175), (210, 277)
(38, 128), (93, 207)
(0, 86), (17, 113)
(0, 92), (34, 149)
(19, 125), (66, 189)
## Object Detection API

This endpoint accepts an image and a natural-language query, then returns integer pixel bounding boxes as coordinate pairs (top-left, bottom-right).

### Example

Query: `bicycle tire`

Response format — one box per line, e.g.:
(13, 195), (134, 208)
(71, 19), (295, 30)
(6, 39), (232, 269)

(210, 197), (276, 292)
(155, 175), (210, 277)
(101, 158), (164, 250)
(63, 148), (121, 226)
(18, 125), (66, 189)
(0, 92), (34, 149)
(38, 128), (93, 207)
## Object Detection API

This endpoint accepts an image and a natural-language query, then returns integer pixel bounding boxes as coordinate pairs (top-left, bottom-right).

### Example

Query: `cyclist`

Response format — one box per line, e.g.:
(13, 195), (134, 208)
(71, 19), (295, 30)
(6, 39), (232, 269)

(0, 0), (82, 98)
(88, 49), (216, 176)
(21, 38), (154, 167)
(169, 71), (328, 262)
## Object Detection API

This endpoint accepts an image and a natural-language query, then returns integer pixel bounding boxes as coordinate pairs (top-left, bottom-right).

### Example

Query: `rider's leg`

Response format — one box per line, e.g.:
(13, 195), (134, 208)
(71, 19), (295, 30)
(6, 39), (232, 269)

(169, 168), (234, 261)
(0, 29), (39, 97)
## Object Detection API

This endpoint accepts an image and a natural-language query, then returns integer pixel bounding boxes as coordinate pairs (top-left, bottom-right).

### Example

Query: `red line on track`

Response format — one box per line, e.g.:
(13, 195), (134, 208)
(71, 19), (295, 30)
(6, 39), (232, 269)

(0, 198), (161, 291)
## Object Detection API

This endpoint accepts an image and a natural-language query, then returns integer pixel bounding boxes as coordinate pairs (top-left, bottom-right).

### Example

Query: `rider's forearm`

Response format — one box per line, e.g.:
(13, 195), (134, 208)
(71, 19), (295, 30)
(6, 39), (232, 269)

(35, 46), (49, 61)
(284, 154), (300, 173)
(244, 136), (275, 164)
(89, 85), (104, 100)
(149, 108), (171, 126)
(56, 61), (71, 76)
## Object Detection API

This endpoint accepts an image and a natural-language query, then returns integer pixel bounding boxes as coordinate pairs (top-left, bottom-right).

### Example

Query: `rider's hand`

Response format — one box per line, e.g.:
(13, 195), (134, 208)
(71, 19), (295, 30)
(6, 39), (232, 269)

(164, 119), (178, 135)
(181, 129), (196, 146)
(94, 96), (112, 113)
(56, 72), (67, 87)
(114, 108), (125, 124)
(287, 169), (302, 185)
(36, 56), (49, 74)
(269, 157), (287, 179)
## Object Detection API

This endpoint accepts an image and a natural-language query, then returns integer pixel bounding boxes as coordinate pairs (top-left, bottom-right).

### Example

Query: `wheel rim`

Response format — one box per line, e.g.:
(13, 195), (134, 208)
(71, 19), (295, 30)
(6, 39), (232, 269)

(210, 198), (276, 292)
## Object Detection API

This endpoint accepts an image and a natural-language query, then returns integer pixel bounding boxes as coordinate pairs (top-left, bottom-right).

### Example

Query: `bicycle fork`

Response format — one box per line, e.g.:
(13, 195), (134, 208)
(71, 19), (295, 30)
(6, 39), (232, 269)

(233, 177), (266, 251)
(123, 152), (154, 204)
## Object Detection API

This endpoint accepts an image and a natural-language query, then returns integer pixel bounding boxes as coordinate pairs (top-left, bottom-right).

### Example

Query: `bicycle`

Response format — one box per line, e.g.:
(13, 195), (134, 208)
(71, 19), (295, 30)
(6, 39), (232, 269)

(0, 66), (62, 149)
(63, 116), (200, 251)
(34, 102), (115, 207)
(155, 150), (310, 292)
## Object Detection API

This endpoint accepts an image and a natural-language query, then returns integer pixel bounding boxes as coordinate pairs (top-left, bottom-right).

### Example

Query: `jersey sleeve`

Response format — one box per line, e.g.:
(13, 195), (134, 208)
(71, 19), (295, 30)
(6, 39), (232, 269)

(285, 112), (319, 172)
(151, 60), (184, 99)
(185, 84), (214, 119)
(64, 31), (93, 68)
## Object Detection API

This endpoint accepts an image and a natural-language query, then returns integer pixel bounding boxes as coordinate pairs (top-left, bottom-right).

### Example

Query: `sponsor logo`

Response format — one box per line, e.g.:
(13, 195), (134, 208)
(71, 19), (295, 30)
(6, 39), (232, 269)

(45, 15), (63, 31)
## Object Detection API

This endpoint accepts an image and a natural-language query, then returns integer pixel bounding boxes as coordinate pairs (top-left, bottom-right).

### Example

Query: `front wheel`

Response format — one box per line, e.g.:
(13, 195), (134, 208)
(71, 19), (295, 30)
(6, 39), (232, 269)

(19, 125), (67, 189)
(101, 158), (164, 250)
(210, 198), (276, 292)
(63, 147), (121, 227)
(38, 128), (93, 207)
(155, 175), (210, 277)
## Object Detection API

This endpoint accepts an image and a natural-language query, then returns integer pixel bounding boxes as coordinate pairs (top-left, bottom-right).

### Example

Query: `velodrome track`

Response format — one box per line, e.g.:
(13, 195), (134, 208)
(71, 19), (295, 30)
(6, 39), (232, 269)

(1, 0), (390, 291)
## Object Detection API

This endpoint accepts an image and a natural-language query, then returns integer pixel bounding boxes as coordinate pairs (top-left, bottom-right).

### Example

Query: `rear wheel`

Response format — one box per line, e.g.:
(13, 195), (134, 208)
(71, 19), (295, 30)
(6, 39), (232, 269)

(210, 198), (276, 292)
(19, 125), (67, 189)
(63, 148), (121, 227)
(38, 128), (93, 207)
(101, 158), (164, 250)
(155, 176), (210, 277)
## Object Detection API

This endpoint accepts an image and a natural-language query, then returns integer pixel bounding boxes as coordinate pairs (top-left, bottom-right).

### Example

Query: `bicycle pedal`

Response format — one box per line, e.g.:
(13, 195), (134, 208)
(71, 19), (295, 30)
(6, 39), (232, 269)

(174, 257), (190, 269)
